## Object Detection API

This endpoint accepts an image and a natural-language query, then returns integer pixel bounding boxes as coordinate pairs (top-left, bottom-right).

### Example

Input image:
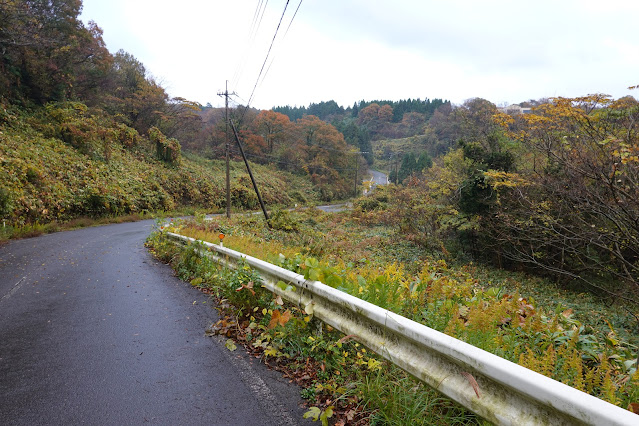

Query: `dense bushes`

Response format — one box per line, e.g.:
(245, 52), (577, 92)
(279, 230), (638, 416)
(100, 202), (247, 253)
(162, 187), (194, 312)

(0, 107), (321, 225)
(384, 93), (639, 309)
(149, 126), (181, 165)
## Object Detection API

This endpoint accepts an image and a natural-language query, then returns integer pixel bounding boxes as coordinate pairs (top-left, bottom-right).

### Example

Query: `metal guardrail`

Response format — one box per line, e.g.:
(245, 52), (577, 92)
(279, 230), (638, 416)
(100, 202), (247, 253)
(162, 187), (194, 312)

(166, 231), (638, 426)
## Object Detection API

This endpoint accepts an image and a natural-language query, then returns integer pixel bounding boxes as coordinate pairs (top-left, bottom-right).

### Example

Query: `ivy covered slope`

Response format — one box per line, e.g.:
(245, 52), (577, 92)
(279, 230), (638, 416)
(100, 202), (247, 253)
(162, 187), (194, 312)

(0, 102), (319, 226)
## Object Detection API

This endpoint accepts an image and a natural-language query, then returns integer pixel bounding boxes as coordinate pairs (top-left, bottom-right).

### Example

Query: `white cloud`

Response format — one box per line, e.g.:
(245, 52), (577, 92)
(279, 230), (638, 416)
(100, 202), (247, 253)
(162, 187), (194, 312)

(81, 0), (639, 109)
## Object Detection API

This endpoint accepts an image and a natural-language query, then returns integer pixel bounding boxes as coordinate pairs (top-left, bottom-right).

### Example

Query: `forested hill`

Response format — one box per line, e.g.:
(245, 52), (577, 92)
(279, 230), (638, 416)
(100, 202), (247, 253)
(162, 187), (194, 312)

(273, 98), (449, 123)
(0, 1), (324, 228)
(4, 1), (425, 226)
(0, 1), (456, 226)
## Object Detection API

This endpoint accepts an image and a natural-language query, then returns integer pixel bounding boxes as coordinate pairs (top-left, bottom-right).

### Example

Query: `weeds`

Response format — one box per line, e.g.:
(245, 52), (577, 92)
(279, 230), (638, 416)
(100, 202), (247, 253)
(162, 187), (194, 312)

(147, 211), (639, 423)
(357, 366), (484, 425)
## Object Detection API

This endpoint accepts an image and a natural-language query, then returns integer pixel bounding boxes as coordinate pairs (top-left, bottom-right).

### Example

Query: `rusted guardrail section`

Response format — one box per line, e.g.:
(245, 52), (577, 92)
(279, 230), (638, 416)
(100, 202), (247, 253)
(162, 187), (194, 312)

(166, 231), (638, 426)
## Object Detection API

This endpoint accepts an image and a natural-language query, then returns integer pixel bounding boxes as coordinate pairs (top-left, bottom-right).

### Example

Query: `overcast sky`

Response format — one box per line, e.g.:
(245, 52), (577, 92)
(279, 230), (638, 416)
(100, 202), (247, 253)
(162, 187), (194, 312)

(80, 0), (639, 110)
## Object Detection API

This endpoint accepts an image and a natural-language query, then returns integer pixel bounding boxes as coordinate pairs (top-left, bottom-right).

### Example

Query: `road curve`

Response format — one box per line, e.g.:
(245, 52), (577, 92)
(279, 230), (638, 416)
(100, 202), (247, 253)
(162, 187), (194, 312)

(367, 170), (388, 186)
(0, 221), (312, 425)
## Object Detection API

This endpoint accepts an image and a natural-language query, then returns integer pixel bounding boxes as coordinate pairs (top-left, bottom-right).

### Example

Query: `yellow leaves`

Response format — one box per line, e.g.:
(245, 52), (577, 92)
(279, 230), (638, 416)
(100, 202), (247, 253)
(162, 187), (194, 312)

(612, 144), (639, 165)
(492, 111), (514, 129)
(303, 407), (321, 421)
(483, 170), (529, 190)
(303, 406), (333, 426)
(521, 111), (552, 126)
(225, 339), (237, 351)
(264, 346), (279, 357)
(367, 358), (381, 371)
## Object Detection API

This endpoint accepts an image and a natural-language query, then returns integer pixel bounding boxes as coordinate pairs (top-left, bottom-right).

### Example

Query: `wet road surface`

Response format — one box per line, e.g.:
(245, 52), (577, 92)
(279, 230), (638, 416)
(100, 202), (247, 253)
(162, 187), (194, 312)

(0, 221), (312, 425)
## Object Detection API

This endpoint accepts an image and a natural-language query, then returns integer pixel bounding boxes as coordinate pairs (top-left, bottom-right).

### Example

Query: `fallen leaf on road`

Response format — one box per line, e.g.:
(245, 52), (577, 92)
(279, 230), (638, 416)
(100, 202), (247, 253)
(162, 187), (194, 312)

(225, 339), (237, 351)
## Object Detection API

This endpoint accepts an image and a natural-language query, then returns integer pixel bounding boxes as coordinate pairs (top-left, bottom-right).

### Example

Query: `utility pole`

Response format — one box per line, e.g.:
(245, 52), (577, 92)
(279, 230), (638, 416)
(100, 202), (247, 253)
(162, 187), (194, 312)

(388, 152), (395, 182)
(353, 151), (370, 197)
(217, 82), (236, 218)
(354, 154), (359, 197)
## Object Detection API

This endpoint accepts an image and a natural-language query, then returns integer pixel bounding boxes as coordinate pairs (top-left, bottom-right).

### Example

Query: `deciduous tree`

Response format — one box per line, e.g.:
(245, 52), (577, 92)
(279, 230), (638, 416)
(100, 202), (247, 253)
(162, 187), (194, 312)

(484, 94), (639, 302)
(251, 110), (291, 154)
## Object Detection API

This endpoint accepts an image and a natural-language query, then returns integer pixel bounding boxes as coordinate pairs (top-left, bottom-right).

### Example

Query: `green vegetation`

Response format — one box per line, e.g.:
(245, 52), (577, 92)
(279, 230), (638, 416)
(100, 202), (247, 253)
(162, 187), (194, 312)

(147, 214), (485, 425)
(0, 102), (322, 231)
(5, 1), (639, 423)
(147, 202), (639, 423)
(0, 1), (351, 237)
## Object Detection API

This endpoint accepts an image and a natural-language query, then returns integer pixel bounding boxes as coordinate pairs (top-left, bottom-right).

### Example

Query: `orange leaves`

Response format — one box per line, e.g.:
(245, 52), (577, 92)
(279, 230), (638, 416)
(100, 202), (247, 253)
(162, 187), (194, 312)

(357, 103), (393, 127)
(235, 280), (255, 295)
(251, 110), (292, 154)
(267, 309), (292, 329)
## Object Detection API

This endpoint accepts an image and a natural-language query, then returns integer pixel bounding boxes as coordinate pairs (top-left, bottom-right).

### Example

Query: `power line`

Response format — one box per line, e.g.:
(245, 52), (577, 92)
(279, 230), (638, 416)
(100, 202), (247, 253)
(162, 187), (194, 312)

(250, 0), (265, 33)
(284, 0), (303, 37)
(239, 0), (291, 124)
(231, 0), (269, 90)
(256, 1), (270, 34)
(241, 1), (289, 115)
(258, 0), (303, 91)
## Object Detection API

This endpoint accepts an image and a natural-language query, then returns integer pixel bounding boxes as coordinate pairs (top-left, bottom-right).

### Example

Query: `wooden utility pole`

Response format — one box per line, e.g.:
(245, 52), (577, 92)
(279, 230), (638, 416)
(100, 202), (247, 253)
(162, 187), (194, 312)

(354, 154), (359, 197)
(388, 153), (394, 184)
(217, 82), (236, 218)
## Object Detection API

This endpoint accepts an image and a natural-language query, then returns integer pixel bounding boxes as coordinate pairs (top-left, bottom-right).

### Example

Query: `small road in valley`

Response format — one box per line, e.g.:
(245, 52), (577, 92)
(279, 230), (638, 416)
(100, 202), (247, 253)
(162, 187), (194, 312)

(367, 170), (389, 186)
(0, 220), (313, 425)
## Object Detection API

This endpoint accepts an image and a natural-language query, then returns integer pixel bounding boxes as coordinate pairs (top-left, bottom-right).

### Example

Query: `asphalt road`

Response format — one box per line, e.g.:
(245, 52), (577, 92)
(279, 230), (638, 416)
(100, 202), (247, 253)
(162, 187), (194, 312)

(367, 170), (388, 186)
(0, 221), (313, 426)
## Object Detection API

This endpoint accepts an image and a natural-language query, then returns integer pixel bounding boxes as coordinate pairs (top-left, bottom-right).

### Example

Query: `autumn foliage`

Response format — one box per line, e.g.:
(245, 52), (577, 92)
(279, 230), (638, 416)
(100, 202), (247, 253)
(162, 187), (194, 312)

(386, 92), (639, 308)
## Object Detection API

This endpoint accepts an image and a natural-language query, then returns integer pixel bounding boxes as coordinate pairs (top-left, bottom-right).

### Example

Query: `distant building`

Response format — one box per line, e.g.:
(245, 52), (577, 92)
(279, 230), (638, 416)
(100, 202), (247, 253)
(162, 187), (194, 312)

(498, 104), (532, 115)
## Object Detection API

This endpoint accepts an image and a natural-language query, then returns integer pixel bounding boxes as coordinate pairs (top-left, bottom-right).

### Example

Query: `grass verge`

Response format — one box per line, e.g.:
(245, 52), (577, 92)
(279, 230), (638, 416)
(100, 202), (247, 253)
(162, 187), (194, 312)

(146, 209), (639, 423)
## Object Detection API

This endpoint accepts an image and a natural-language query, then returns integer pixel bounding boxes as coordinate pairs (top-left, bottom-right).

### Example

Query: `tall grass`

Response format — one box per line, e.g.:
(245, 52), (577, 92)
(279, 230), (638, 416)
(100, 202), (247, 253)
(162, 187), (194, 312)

(152, 212), (639, 422)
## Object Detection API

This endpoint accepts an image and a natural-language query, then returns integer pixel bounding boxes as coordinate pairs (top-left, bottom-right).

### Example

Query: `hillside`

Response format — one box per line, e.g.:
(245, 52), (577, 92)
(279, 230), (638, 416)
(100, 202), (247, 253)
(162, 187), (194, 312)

(0, 103), (319, 228)
(0, 1), (362, 234)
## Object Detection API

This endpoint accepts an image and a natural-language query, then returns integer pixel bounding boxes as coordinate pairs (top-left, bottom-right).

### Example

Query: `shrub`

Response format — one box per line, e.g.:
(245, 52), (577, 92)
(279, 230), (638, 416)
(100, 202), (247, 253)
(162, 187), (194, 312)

(355, 197), (382, 212)
(0, 187), (11, 218)
(268, 209), (299, 232)
(117, 123), (140, 148)
(149, 126), (181, 165)
(230, 184), (258, 210)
